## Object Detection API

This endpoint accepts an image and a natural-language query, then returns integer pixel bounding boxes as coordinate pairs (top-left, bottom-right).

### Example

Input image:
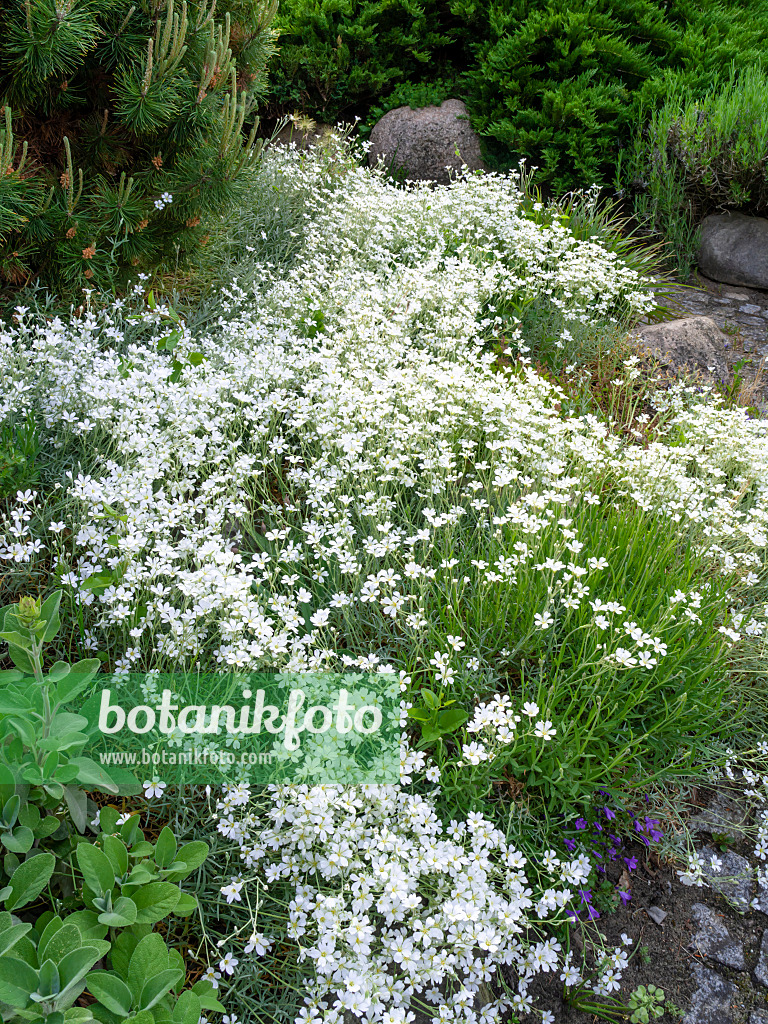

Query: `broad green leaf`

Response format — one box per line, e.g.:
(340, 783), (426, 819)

(62, 910), (106, 943)
(172, 990), (201, 1024)
(40, 923), (84, 966)
(1, 826), (34, 853)
(57, 945), (105, 995)
(436, 708), (468, 732)
(0, 921), (32, 956)
(132, 882), (181, 924)
(76, 843), (115, 897)
(421, 688), (438, 710)
(1, 793), (20, 826)
(128, 933), (168, 997)
(0, 692), (33, 714)
(69, 757), (119, 794)
(407, 707), (431, 723)
(138, 969), (184, 1011)
(49, 714), (90, 737)
(42, 750), (60, 780)
(0, 763), (15, 804)
(86, 971), (133, 1016)
(102, 835), (128, 877)
(64, 786), (88, 834)
(64, 1009), (94, 1022)
(35, 959), (61, 998)
(172, 841), (208, 875)
(0, 669), (23, 683)
(0, 955), (38, 1006)
(36, 814), (62, 839)
(47, 662), (72, 682)
(5, 852), (55, 910)
(172, 892), (197, 916)
(39, 592), (62, 642)
(0, 630), (33, 650)
(154, 827), (177, 869)
(54, 660), (100, 704)
(97, 896), (137, 928)
(191, 979), (226, 1013)
(99, 806), (119, 835)
(6, 643), (34, 676)
(187, 352), (205, 366)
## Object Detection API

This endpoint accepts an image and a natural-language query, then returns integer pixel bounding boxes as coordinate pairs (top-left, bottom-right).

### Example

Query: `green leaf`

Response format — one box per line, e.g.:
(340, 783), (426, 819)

(35, 958), (61, 998)
(62, 910), (106, 943)
(187, 352), (205, 366)
(168, 840), (208, 878)
(57, 945), (105, 993)
(154, 827), (177, 869)
(191, 979), (225, 1013)
(54, 660), (100, 704)
(97, 896), (137, 928)
(0, 921), (32, 957)
(6, 643), (34, 675)
(436, 707), (468, 732)
(0, 630), (33, 650)
(64, 1009), (94, 1022)
(0, 955), (38, 1007)
(171, 892), (197, 916)
(0, 763), (16, 804)
(47, 662), (72, 682)
(1, 793), (20, 826)
(102, 835), (128, 877)
(86, 971), (133, 1016)
(99, 806), (119, 835)
(138, 969), (184, 1011)
(1, 826), (34, 853)
(76, 843), (115, 898)
(421, 688), (438, 710)
(68, 757), (120, 794)
(0, 691), (33, 715)
(406, 706), (431, 723)
(172, 990), (201, 1024)
(131, 882), (181, 924)
(128, 933), (168, 997)
(5, 852), (55, 910)
(36, 814), (62, 839)
(64, 785), (88, 834)
(0, 669), (23, 683)
(39, 592), (62, 642)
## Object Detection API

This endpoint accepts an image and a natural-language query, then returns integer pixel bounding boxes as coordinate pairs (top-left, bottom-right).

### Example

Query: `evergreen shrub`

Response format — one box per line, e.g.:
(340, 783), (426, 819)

(0, 0), (276, 298)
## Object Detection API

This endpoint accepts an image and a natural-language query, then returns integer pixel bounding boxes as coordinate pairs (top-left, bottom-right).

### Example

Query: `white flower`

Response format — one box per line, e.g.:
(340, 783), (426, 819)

(143, 779), (167, 799)
(221, 878), (244, 903)
(219, 953), (239, 976)
(534, 720), (556, 741)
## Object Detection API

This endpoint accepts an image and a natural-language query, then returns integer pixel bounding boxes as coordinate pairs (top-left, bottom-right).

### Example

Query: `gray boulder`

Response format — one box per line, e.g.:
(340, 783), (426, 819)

(698, 213), (768, 290)
(368, 99), (486, 184)
(632, 316), (729, 383)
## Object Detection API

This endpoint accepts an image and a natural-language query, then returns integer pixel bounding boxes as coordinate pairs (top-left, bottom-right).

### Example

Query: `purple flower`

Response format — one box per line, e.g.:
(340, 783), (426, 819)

(604, 806), (616, 821)
(575, 817), (587, 830)
(616, 889), (631, 906)
(563, 838), (576, 852)
(578, 889), (592, 905)
(586, 905), (601, 920)
(624, 855), (638, 871)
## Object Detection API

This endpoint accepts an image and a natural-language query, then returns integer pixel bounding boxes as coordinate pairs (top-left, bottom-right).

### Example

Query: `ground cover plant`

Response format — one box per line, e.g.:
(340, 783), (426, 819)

(0, 139), (767, 1021)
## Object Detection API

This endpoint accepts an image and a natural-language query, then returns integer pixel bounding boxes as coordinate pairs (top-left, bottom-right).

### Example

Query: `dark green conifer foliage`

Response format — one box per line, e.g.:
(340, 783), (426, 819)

(264, 0), (459, 125)
(0, 0), (276, 297)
